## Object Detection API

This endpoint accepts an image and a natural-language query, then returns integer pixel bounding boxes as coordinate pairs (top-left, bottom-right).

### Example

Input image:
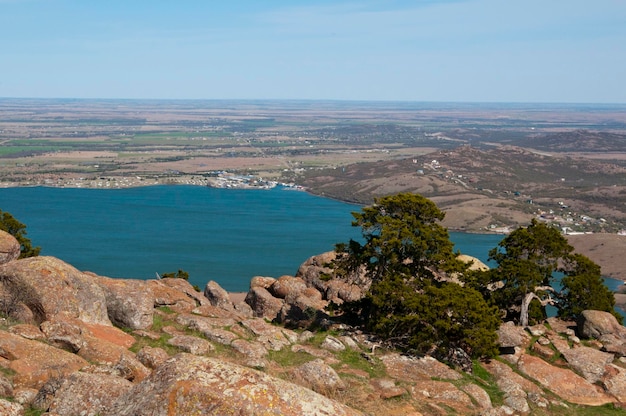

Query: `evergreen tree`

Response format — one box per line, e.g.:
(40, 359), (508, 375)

(0, 210), (40, 258)
(335, 193), (499, 359)
(559, 253), (621, 323)
(474, 218), (617, 326)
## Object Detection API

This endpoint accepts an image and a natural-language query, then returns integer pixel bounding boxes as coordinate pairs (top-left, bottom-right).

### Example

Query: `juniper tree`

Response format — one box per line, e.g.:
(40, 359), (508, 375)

(335, 193), (499, 360)
(0, 210), (40, 258)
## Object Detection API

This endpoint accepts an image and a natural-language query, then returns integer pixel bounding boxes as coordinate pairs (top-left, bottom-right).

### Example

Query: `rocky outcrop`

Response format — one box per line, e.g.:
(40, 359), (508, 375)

(0, 230), (20, 264)
(103, 353), (363, 416)
(93, 276), (154, 330)
(203, 280), (235, 311)
(578, 309), (626, 340)
(294, 358), (346, 393)
(245, 286), (284, 320)
(2, 251), (626, 415)
(34, 371), (132, 416)
(517, 354), (614, 406)
(0, 330), (88, 389)
(0, 256), (110, 325)
(296, 251), (369, 305)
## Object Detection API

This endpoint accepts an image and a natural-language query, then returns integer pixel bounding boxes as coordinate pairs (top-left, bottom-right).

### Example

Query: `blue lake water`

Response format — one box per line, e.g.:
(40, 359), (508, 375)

(1, 185), (621, 314)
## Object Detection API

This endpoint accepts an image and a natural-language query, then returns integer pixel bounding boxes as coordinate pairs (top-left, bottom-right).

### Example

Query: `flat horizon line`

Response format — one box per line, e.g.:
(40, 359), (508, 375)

(1, 96), (625, 108)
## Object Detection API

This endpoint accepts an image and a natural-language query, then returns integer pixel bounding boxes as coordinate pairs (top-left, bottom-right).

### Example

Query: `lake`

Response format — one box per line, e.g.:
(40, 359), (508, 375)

(0, 185), (507, 292)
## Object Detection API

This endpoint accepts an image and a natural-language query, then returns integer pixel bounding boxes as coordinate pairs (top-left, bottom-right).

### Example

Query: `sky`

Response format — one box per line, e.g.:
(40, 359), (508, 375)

(1, 0), (625, 103)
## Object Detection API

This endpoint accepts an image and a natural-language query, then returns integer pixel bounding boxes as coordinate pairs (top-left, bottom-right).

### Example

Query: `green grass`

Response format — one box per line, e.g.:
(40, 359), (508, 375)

(466, 360), (505, 407)
(267, 349), (315, 368)
(335, 348), (386, 379)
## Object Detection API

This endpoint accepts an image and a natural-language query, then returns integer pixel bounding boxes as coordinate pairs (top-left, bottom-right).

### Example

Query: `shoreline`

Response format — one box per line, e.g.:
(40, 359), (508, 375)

(2, 181), (624, 283)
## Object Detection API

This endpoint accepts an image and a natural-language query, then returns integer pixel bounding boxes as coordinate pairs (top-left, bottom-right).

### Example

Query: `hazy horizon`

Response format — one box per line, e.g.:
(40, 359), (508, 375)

(2, 1), (625, 104)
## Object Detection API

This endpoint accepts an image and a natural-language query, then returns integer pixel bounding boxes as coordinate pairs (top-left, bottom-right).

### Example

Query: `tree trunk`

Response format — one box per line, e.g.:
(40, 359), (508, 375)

(519, 286), (555, 327)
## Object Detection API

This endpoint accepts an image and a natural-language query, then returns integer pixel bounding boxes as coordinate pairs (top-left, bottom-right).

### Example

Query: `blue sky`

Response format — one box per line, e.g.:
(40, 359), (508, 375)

(1, 0), (625, 102)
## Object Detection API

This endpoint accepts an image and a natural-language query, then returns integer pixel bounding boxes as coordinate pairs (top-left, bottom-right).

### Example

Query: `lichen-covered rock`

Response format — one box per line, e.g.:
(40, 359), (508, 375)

(35, 372), (132, 416)
(602, 364), (626, 402)
(277, 292), (327, 326)
(296, 251), (369, 304)
(8, 323), (45, 341)
(321, 335), (346, 352)
(231, 339), (268, 369)
(380, 353), (462, 381)
(410, 380), (474, 414)
(483, 358), (545, 414)
(167, 335), (214, 355)
(136, 346), (170, 369)
(370, 378), (405, 399)
(240, 318), (297, 351)
(40, 319), (87, 353)
(0, 230), (20, 264)
(517, 353), (614, 406)
(0, 373), (13, 397)
(269, 275), (308, 300)
(0, 256), (111, 325)
(294, 359), (346, 393)
(461, 383), (493, 410)
(578, 310), (626, 340)
(561, 346), (614, 383)
(296, 251), (338, 293)
(93, 276), (153, 330)
(104, 353), (363, 416)
(245, 286), (284, 320)
(203, 280), (234, 311)
(0, 330), (88, 389)
(175, 314), (239, 346)
(0, 399), (22, 416)
(148, 280), (199, 313)
(77, 335), (149, 382)
(497, 321), (531, 349)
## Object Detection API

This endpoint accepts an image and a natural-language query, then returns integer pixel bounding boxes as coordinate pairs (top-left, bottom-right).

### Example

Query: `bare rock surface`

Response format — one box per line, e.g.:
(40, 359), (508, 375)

(517, 353), (615, 406)
(245, 286), (284, 320)
(0, 256), (111, 325)
(147, 279), (198, 313)
(167, 335), (214, 355)
(136, 346), (169, 369)
(269, 275), (308, 300)
(561, 346), (614, 383)
(497, 321), (531, 349)
(484, 358), (545, 413)
(104, 353), (363, 416)
(0, 330), (88, 389)
(36, 371), (132, 416)
(381, 353), (462, 382)
(0, 399), (23, 416)
(294, 358), (346, 393)
(93, 276), (153, 330)
(410, 380), (474, 414)
(578, 310), (626, 340)
(0, 230), (20, 264)
(203, 280), (235, 311)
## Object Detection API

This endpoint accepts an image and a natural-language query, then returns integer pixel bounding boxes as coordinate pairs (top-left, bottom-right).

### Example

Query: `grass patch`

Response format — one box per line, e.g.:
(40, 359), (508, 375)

(467, 360), (505, 407)
(267, 349), (315, 368)
(23, 408), (46, 416)
(335, 349), (386, 379)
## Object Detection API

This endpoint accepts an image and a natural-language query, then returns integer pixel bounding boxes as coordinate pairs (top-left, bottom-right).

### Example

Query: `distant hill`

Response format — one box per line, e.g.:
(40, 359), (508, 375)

(299, 145), (626, 231)
(516, 129), (626, 152)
